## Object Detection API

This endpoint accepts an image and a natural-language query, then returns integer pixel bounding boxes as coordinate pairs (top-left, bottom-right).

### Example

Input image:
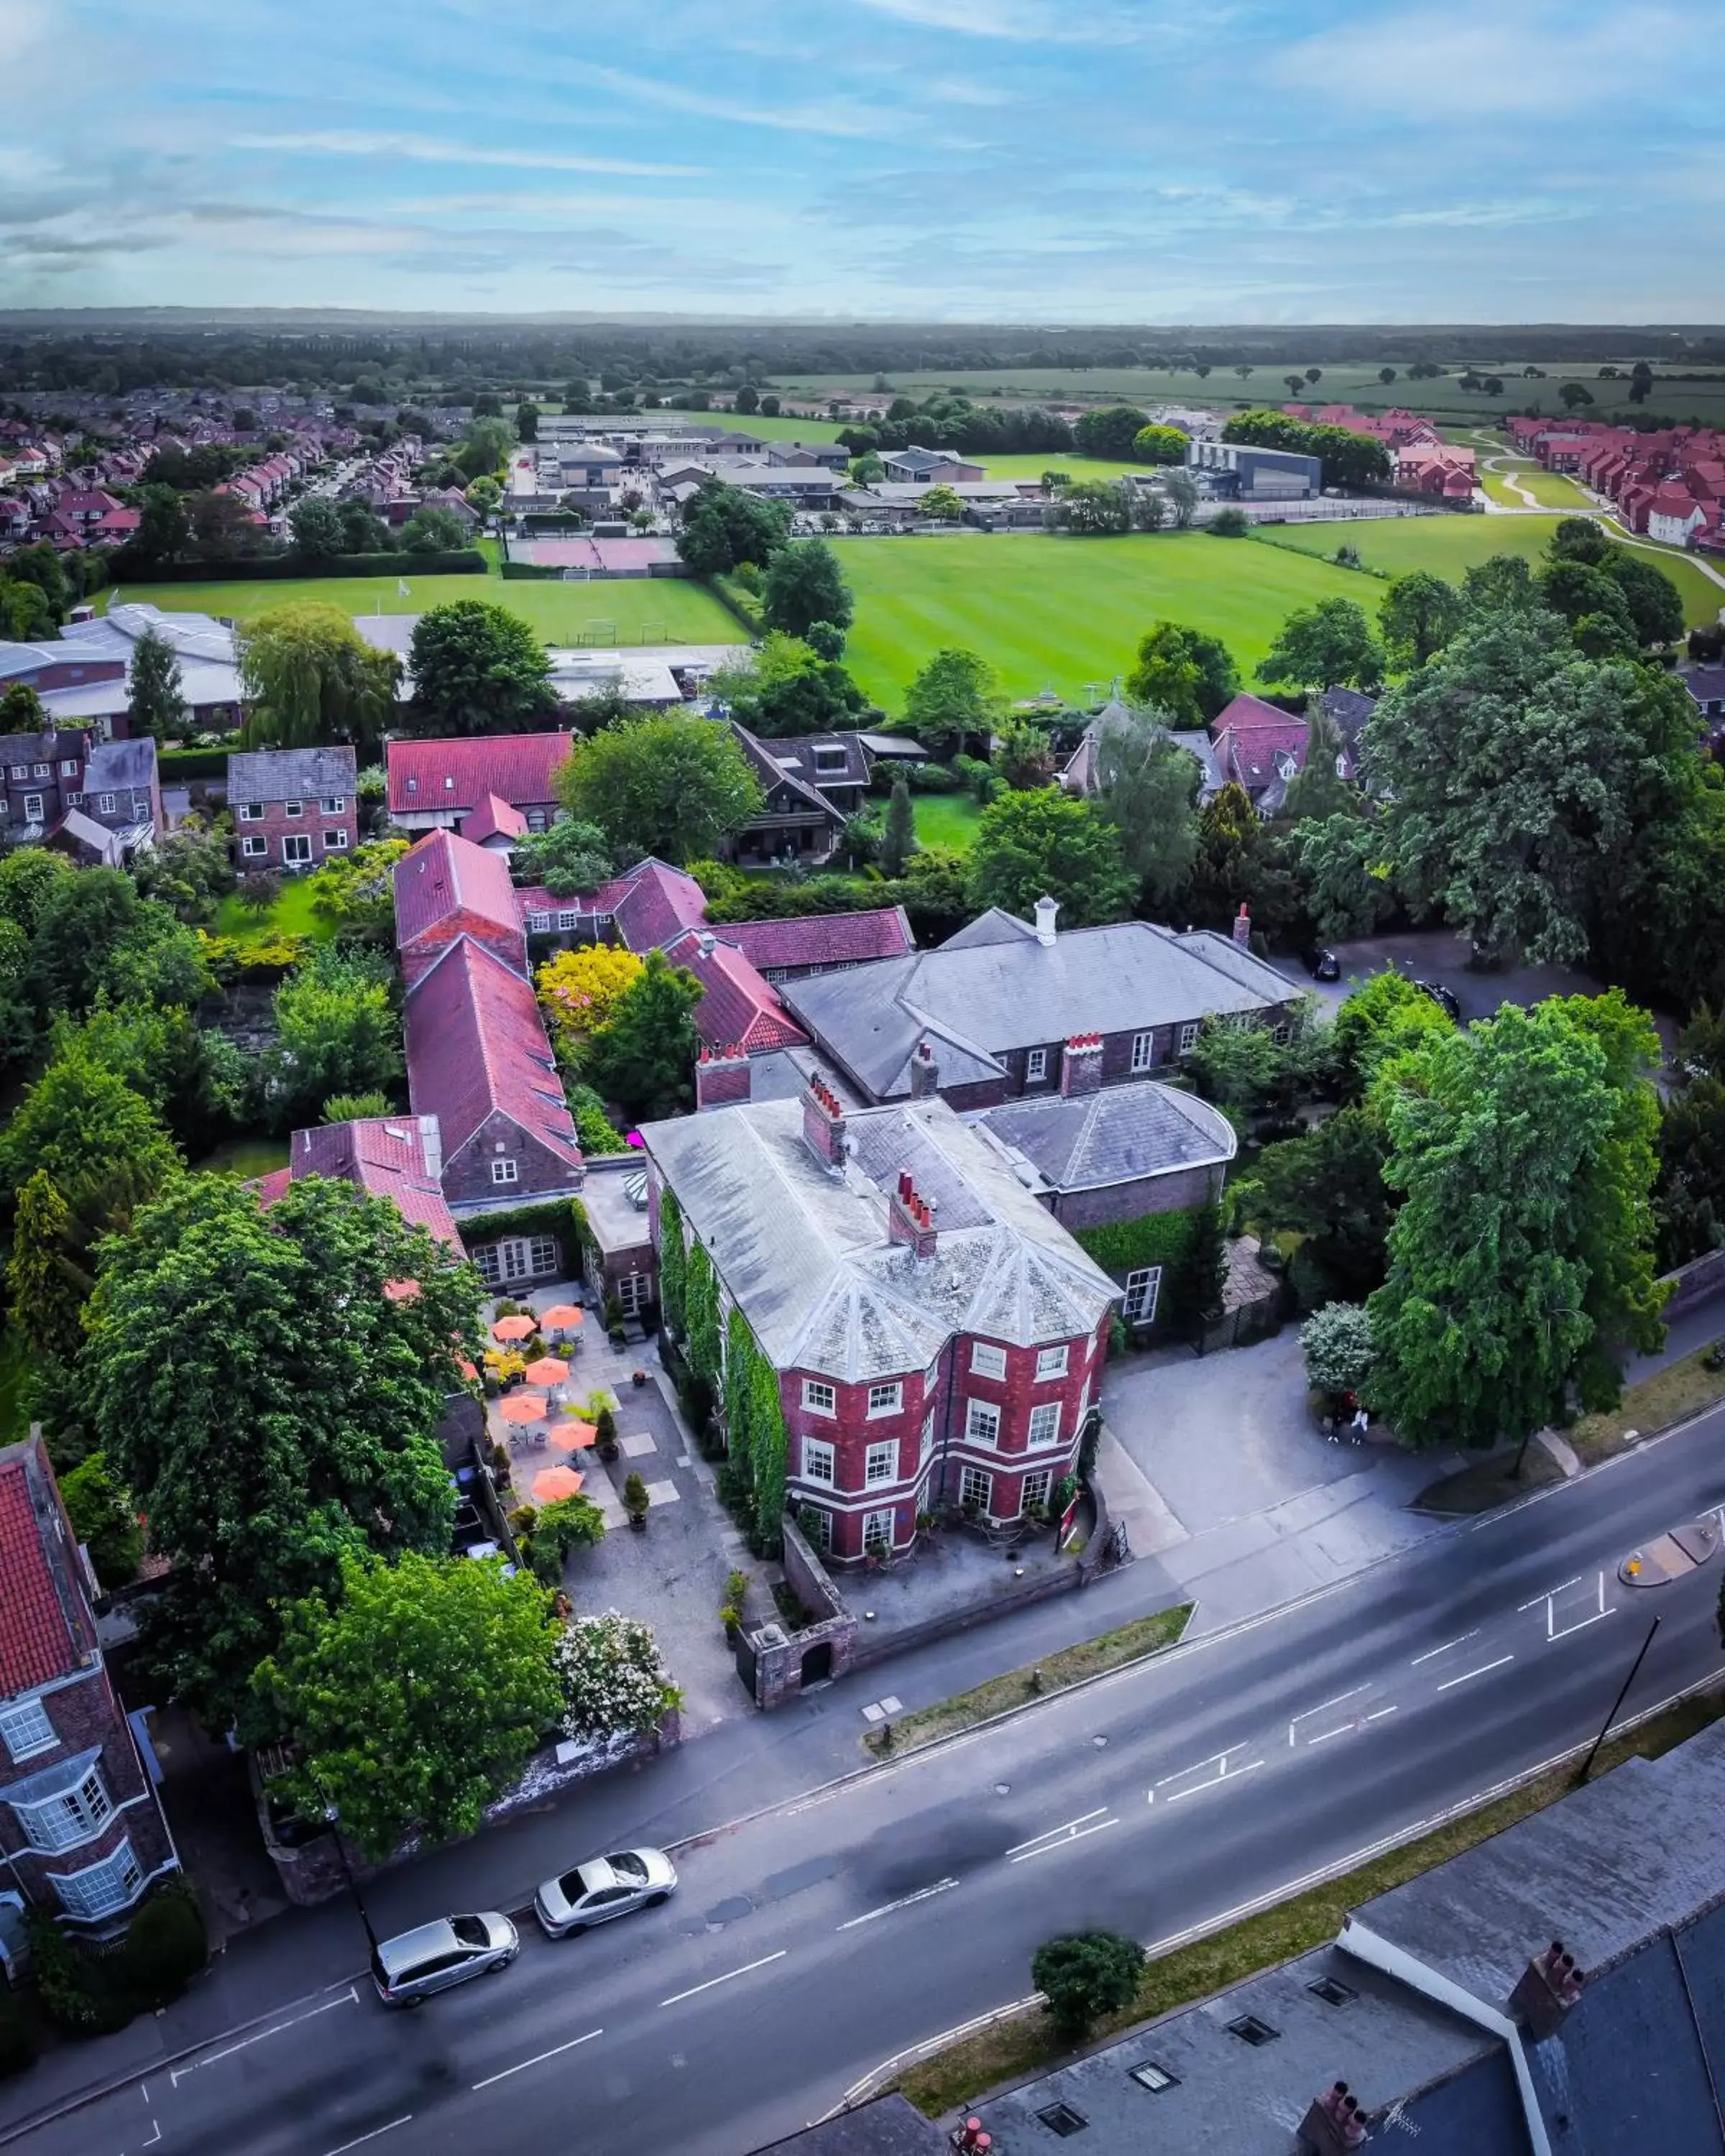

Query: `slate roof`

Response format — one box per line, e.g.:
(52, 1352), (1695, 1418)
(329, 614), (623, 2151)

(386, 731), (573, 816)
(85, 736), (158, 793)
(642, 1095), (1118, 1381)
(0, 1435), (91, 1702)
(60, 602), (236, 668)
(778, 914), (1293, 1103)
(227, 745), (356, 806)
(405, 939), (581, 1172)
(273, 1117), (463, 1250)
(722, 908), (915, 973)
(757, 730), (870, 795)
(393, 829), (524, 957)
(973, 1079), (1236, 1194)
(730, 722), (847, 825)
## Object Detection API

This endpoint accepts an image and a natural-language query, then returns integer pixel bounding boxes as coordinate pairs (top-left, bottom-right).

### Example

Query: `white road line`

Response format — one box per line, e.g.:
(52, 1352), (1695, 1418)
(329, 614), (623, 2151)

(1306, 1723), (1356, 1746)
(1517, 1577), (1581, 1613)
(1435, 1654), (1516, 1693)
(1008, 1819), (1119, 1864)
(1006, 1808), (1110, 1856)
(321, 2121), (413, 2156)
(1366, 1707), (1399, 1724)
(170, 1987), (358, 2083)
(1409, 1630), (1479, 1666)
(660, 1950), (788, 2007)
(142, 2125), (162, 2150)
(1287, 1686), (1368, 1744)
(837, 1878), (960, 1930)
(471, 2027), (602, 2090)
(1154, 1749), (1265, 1805)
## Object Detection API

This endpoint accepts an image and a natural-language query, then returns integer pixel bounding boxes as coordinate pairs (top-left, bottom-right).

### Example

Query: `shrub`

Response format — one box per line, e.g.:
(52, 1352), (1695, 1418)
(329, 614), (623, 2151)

(1032, 1930), (1145, 2038)
(1209, 507), (1251, 537)
(623, 1472), (649, 1514)
(119, 1883), (208, 2009)
(555, 1609), (681, 1739)
(903, 760), (962, 793)
(25, 1912), (132, 2035)
(1301, 1302), (1376, 1396)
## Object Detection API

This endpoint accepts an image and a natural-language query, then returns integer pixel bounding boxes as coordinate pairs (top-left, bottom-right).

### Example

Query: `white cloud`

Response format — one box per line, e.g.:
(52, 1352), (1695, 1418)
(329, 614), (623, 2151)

(850, 0), (1141, 39)
(233, 130), (704, 178)
(566, 62), (903, 137)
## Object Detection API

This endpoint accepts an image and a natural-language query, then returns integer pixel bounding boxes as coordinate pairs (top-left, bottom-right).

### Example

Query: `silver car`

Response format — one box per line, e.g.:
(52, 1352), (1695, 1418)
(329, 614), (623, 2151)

(371, 1912), (518, 2004)
(533, 1847), (678, 1938)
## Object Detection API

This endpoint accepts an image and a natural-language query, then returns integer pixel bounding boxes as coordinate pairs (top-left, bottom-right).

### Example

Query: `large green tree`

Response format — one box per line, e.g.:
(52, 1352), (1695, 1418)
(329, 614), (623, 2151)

(1655, 1004), (1725, 1268)
(900, 646), (1002, 757)
(126, 627), (188, 742)
(269, 946), (402, 1126)
(1366, 1000), (1664, 1450)
(1296, 810), (1394, 944)
(405, 601), (558, 737)
(1073, 406), (1149, 457)
(256, 1552), (561, 1861)
(708, 632), (865, 739)
(84, 1174), (480, 1727)
(1257, 599), (1384, 693)
(1330, 969), (1453, 1102)
(239, 602), (400, 756)
(512, 817), (614, 897)
(559, 716), (763, 863)
(760, 540), (853, 640)
(1124, 622), (1239, 727)
(675, 479), (791, 576)
(1251, 1107), (1394, 1304)
(584, 949), (704, 1123)
(1091, 708), (1201, 906)
(1378, 571), (1466, 672)
(966, 788), (1136, 927)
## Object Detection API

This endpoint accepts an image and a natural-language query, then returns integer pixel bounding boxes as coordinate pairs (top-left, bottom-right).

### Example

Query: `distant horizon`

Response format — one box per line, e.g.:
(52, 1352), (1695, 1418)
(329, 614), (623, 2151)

(5, 1), (1718, 318)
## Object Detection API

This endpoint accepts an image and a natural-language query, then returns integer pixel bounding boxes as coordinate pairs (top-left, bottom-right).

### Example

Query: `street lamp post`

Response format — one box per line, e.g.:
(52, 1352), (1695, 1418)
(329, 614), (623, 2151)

(312, 1777), (381, 1956)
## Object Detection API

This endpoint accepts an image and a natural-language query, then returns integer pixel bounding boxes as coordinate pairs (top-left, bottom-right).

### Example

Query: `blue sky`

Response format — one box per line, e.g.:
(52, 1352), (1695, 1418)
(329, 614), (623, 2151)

(2, 0), (1718, 320)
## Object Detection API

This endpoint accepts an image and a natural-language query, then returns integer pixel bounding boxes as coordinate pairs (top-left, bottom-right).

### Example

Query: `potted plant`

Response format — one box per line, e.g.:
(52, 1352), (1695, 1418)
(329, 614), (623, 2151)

(632, 1368), (649, 1388)
(595, 1406), (619, 1462)
(624, 1473), (650, 1531)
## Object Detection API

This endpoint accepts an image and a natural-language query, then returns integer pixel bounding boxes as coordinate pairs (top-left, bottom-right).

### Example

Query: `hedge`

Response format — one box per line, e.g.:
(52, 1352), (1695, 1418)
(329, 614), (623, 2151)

(1074, 1207), (1204, 1335)
(108, 549), (487, 584)
(457, 1196), (592, 1269)
(500, 562), (571, 581)
(157, 746), (233, 780)
(708, 574), (764, 635)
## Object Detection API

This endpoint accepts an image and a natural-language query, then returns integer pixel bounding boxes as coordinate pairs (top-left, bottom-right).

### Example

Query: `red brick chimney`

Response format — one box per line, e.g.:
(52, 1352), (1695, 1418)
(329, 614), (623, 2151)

(802, 1072), (847, 1168)
(1232, 902), (1252, 949)
(695, 1043), (751, 1112)
(1507, 1940), (1585, 2040)
(888, 1169), (939, 1258)
(1060, 1032), (1104, 1097)
(908, 1036), (941, 1100)
(1299, 2083), (1367, 2155)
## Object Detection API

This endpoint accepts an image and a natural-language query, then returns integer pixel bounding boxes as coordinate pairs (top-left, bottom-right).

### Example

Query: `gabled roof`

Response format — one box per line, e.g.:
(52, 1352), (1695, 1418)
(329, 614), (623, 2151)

(227, 745), (356, 806)
(756, 731), (871, 794)
(386, 730), (573, 816)
(0, 1435), (93, 1701)
(596, 857), (709, 952)
(663, 928), (808, 1056)
(730, 721), (847, 825)
(405, 938), (581, 1171)
(273, 1117), (463, 1249)
(722, 908), (915, 972)
(461, 791), (528, 845)
(393, 828), (524, 957)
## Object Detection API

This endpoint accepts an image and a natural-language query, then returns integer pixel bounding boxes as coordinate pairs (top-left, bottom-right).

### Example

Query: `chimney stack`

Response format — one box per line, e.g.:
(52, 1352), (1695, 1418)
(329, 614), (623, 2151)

(908, 1036), (941, 1100)
(888, 1171), (939, 1259)
(695, 1042), (751, 1112)
(801, 1073), (848, 1169)
(1060, 1033), (1105, 1097)
(1299, 2083), (1368, 2155)
(1232, 902), (1252, 949)
(1508, 1940), (1585, 2040)
(1034, 895), (1059, 948)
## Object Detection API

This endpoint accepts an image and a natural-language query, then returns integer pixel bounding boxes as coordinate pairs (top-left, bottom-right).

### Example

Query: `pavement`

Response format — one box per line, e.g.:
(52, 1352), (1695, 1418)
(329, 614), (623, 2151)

(14, 1394), (1725, 2156)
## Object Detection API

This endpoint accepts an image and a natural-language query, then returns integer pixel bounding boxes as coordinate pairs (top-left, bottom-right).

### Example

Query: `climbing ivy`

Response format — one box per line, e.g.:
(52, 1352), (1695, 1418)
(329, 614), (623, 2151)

(686, 1238), (721, 1393)
(748, 1349), (787, 1557)
(724, 1305), (756, 1480)
(656, 1186), (686, 1340)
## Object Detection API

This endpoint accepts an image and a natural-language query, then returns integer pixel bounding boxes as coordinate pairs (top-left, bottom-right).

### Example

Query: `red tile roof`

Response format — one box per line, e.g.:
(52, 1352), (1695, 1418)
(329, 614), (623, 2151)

(597, 859), (709, 952)
(461, 792), (528, 845)
(722, 907), (915, 972)
(393, 829), (524, 957)
(387, 732), (573, 816)
(0, 1437), (86, 1699)
(663, 929), (808, 1055)
(272, 1118), (464, 1250)
(405, 939), (582, 1170)
(1210, 694), (1315, 789)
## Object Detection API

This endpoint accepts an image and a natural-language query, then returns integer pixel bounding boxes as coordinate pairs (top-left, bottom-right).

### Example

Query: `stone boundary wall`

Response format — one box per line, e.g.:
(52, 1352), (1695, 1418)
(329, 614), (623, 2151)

(1662, 1248), (1725, 1322)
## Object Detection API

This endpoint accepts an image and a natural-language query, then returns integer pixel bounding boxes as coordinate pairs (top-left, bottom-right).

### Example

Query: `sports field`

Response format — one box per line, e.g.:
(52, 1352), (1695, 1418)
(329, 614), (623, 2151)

(104, 573), (744, 647)
(831, 532), (1368, 706)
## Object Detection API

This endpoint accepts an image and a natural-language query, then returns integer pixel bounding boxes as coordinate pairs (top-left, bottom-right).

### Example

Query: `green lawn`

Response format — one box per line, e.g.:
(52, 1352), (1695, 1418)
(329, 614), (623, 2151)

(105, 573), (744, 648)
(213, 875), (335, 944)
(832, 530), (1369, 706)
(194, 1137), (291, 1179)
(912, 791), (986, 851)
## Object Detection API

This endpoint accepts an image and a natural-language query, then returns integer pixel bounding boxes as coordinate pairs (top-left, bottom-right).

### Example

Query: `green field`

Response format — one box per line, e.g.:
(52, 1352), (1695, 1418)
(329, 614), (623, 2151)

(213, 876), (335, 943)
(911, 791), (985, 851)
(105, 573), (744, 648)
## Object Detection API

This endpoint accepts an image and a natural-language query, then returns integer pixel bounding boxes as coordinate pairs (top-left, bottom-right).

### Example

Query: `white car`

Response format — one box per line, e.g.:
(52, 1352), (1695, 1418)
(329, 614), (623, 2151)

(533, 1847), (678, 1938)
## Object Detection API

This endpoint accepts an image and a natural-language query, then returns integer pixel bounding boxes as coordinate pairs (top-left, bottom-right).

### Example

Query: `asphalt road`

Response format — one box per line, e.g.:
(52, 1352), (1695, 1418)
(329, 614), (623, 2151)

(28, 1410), (1725, 2156)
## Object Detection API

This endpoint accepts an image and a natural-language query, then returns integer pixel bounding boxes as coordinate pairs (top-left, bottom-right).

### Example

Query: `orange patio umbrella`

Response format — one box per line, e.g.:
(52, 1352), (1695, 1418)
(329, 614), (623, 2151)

(532, 1465), (585, 1503)
(548, 1419), (597, 1453)
(499, 1391), (549, 1425)
(523, 1356), (571, 1388)
(540, 1304), (584, 1331)
(456, 1358), (479, 1383)
(492, 1314), (537, 1342)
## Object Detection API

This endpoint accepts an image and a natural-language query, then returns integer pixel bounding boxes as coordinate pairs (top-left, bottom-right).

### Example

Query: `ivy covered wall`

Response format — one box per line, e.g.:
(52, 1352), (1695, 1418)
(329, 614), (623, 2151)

(1073, 1205), (1203, 1336)
(656, 1186), (686, 1340)
(722, 1305), (787, 1557)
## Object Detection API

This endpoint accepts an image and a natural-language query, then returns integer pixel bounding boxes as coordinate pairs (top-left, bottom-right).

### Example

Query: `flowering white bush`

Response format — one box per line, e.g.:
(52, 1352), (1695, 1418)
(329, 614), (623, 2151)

(556, 1610), (681, 1739)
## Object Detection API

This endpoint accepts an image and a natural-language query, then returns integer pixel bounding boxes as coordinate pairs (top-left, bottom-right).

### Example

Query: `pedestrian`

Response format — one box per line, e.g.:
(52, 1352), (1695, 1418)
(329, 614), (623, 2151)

(1350, 1406), (1369, 1443)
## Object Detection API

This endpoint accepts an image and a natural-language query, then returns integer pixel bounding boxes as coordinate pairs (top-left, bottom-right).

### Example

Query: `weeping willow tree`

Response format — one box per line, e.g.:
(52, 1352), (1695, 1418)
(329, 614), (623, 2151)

(238, 602), (400, 757)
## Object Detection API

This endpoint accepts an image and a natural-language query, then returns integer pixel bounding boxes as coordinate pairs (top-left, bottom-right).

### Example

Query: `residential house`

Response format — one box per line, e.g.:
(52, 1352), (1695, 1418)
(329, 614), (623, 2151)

(0, 1434), (178, 1945)
(643, 1082), (1118, 1562)
(778, 901), (1296, 1110)
(1394, 441), (1477, 495)
(1647, 484), (1710, 546)
(459, 793), (529, 856)
(517, 854), (708, 954)
(386, 732), (574, 835)
(395, 826), (527, 988)
(724, 722), (870, 865)
(1209, 691), (1333, 813)
(719, 908), (916, 984)
(661, 926), (811, 1059)
(1684, 665), (1725, 722)
(226, 746), (357, 873)
(878, 446), (985, 485)
(255, 1115), (462, 1253)
(0, 727), (160, 863)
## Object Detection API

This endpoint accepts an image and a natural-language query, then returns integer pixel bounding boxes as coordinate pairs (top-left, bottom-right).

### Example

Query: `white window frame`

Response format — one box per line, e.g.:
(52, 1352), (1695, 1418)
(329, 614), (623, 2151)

(283, 799), (303, 818)
(0, 1697), (58, 1763)
(236, 801), (263, 821)
(1131, 1030), (1155, 1074)
(527, 911), (551, 934)
(1177, 1021), (1201, 1056)
(527, 1235), (558, 1276)
(1035, 1344), (1069, 1381)
(615, 1271), (650, 1317)
(965, 1399), (1001, 1445)
(970, 1341), (1006, 1380)
(864, 1441), (896, 1488)
(1028, 1401), (1062, 1448)
(1271, 1021), (1292, 1046)
(802, 1378), (836, 1416)
(802, 1437), (835, 1486)
(489, 1157), (519, 1187)
(281, 832), (313, 866)
(59, 759), (78, 777)
(22, 793), (43, 822)
(321, 796), (346, 814)
(49, 1837), (144, 1922)
(920, 1408), (935, 1461)
(240, 834), (267, 859)
(32, 761), (48, 778)
(1021, 1468), (1054, 1514)
(1123, 1265), (1162, 1325)
(556, 910), (578, 932)
(866, 1381), (901, 1418)
(65, 791), (83, 806)
(8, 765), (25, 780)
(12, 1765), (114, 1853)
(323, 827), (349, 850)
(960, 1465), (993, 1514)
(862, 1508), (894, 1554)
(1026, 1046), (1048, 1082)
(802, 1504), (833, 1551)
